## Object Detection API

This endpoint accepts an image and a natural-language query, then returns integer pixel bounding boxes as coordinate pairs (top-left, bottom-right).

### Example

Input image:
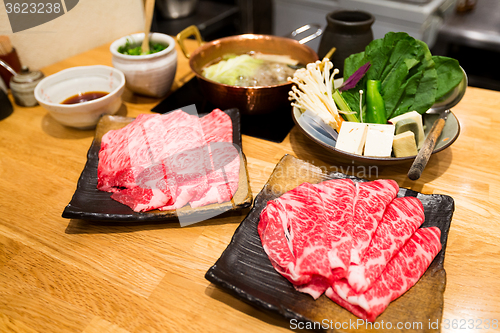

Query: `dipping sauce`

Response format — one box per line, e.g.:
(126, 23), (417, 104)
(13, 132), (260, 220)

(61, 91), (108, 105)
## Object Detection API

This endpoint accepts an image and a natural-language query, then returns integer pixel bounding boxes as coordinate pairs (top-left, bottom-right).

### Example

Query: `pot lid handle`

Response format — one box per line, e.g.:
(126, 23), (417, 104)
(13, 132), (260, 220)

(286, 24), (323, 44)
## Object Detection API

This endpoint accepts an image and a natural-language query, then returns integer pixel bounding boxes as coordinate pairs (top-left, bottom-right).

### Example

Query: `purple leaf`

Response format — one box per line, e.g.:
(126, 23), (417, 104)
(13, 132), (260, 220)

(338, 62), (371, 92)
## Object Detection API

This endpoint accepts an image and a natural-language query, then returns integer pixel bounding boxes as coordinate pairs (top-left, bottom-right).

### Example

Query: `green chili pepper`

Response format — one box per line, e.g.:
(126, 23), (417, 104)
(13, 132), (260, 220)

(366, 80), (387, 124)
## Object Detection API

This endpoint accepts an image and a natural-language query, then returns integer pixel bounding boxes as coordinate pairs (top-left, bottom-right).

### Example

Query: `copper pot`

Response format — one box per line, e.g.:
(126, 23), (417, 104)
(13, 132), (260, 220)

(177, 26), (319, 115)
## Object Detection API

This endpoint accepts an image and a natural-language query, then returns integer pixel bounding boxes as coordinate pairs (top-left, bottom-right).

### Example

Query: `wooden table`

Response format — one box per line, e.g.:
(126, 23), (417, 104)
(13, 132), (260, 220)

(1, 40), (499, 333)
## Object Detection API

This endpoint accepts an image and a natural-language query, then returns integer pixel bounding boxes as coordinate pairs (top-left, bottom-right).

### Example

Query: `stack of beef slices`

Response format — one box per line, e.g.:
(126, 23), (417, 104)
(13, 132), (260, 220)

(97, 109), (240, 212)
(258, 179), (442, 322)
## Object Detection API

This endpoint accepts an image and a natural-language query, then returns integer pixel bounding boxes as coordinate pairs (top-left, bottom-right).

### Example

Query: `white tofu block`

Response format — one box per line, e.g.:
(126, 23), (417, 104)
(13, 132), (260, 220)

(364, 124), (395, 157)
(335, 122), (368, 155)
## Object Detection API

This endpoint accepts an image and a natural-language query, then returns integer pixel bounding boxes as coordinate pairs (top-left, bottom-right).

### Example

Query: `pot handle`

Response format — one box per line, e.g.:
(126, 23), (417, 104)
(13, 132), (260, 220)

(287, 24), (323, 44)
(176, 25), (204, 59)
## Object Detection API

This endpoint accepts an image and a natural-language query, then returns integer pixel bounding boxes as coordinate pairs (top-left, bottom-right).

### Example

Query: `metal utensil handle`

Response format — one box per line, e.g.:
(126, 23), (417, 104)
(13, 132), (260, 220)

(407, 112), (448, 180)
(287, 24), (323, 44)
(176, 25), (204, 59)
(0, 59), (17, 76)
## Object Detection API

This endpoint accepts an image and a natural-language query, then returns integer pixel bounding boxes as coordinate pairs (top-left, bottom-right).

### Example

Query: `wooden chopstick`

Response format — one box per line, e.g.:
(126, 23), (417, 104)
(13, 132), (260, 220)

(0, 36), (13, 56)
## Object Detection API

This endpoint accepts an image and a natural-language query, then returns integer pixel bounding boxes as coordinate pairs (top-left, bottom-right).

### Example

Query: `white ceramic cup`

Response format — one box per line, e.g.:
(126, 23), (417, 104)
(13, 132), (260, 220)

(110, 33), (177, 98)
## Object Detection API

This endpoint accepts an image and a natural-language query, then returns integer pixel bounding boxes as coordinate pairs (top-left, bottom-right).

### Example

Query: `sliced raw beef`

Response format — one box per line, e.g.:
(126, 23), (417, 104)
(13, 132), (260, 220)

(199, 109), (233, 143)
(313, 178), (356, 280)
(350, 179), (399, 265)
(258, 182), (335, 298)
(97, 109), (239, 212)
(258, 200), (305, 285)
(326, 226), (442, 322)
(347, 196), (425, 293)
(108, 162), (174, 212)
(188, 142), (240, 208)
(187, 109), (239, 208)
(294, 276), (332, 299)
(294, 179), (357, 298)
(279, 183), (335, 292)
(97, 113), (176, 193)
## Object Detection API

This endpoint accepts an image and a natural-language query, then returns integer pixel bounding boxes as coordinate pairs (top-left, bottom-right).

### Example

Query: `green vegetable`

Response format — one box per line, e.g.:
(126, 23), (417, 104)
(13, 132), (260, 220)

(433, 56), (463, 100)
(341, 52), (367, 118)
(342, 32), (463, 120)
(202, 54), (263, 86)
(332, 90), (360, 122)
(118, 39), (167, 55)
(366, 80), (387, 124)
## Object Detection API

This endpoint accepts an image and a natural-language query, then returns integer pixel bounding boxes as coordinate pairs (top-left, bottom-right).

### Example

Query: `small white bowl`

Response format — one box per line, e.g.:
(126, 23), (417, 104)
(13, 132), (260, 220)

(110, 33), (177, 98)
(34, 65), (125, 129)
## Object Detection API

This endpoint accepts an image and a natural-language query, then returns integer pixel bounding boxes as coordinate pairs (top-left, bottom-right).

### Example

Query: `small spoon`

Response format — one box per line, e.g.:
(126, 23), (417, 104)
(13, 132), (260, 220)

(407, 67), (468, 180)
(141, 0), (156, 54)
(0, 58), (18, 76)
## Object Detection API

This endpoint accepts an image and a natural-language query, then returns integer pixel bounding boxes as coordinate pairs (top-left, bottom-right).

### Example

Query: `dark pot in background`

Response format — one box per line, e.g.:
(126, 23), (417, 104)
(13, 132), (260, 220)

(318, 10), (375, 76)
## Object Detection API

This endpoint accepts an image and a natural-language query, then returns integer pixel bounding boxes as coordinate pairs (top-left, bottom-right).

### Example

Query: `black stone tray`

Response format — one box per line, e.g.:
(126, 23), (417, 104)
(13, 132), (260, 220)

(205, 154), (453, 332)
(62, 108), (253, 222)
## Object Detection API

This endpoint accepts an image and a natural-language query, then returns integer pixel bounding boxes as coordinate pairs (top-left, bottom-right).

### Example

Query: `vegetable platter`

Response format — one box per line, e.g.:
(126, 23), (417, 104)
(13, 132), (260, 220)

(290, 32), (465, 165)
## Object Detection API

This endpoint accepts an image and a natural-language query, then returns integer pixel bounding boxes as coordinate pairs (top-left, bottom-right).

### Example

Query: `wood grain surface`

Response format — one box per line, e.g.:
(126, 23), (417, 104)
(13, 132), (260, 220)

(0, 38), (499, 333)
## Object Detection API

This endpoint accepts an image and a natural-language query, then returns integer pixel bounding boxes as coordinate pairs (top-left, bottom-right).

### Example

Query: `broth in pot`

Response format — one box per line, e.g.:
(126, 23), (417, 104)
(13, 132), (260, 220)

(182, 32), (319, 115)
(202, 52), (302, 87)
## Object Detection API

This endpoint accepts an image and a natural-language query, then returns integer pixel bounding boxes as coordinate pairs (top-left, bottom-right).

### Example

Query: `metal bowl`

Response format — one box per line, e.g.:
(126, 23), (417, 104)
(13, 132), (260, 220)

(177, 27), (319, 115)
(292, 67), (466, 166)
(293, 106), (461, 166)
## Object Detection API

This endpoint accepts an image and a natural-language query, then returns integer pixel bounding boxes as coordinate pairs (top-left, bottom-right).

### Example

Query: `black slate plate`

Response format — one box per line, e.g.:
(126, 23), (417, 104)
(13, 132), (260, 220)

(62, 108), (253, 222)
(205, 155), (453, 332)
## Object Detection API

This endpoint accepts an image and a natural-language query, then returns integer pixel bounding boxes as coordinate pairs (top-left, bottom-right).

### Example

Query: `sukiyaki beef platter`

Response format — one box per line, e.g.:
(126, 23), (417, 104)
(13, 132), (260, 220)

(62, 108), (253, 222)
(206, 155), (453, 331)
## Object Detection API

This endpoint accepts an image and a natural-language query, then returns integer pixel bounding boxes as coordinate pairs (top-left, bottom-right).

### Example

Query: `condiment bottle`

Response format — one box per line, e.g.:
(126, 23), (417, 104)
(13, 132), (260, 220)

(0, 36), (22, 89)
(9, 66), (44, 107)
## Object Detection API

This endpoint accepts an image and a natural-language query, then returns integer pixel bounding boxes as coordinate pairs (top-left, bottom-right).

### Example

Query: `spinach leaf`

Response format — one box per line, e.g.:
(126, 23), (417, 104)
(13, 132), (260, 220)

(391, 69), (423, 117)
(344, 52), (366, 80)
(433, 56), (464, 100)
(342, 51), (368, 118)
(364, 39), (389, 80)
(406, 40), (437, 116)
(342, 88), (365, 121)
(380, 36), (420, 82)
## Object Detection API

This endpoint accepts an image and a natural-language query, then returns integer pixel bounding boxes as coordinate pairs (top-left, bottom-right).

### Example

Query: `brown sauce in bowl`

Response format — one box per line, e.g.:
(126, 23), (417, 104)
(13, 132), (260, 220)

(61, 91), (108, 104)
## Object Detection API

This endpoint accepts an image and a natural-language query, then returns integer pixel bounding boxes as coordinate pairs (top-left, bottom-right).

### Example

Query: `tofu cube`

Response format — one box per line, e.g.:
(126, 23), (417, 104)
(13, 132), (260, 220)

(388, 111), (425, 149)
(393, 131), (418, 157)
(363, 124), (395, 157)
(335, 122), (368, 155)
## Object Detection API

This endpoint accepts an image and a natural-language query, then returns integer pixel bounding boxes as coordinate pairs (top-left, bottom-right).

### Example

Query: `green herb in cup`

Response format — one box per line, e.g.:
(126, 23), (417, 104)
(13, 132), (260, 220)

(118, 39), (168, 55)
